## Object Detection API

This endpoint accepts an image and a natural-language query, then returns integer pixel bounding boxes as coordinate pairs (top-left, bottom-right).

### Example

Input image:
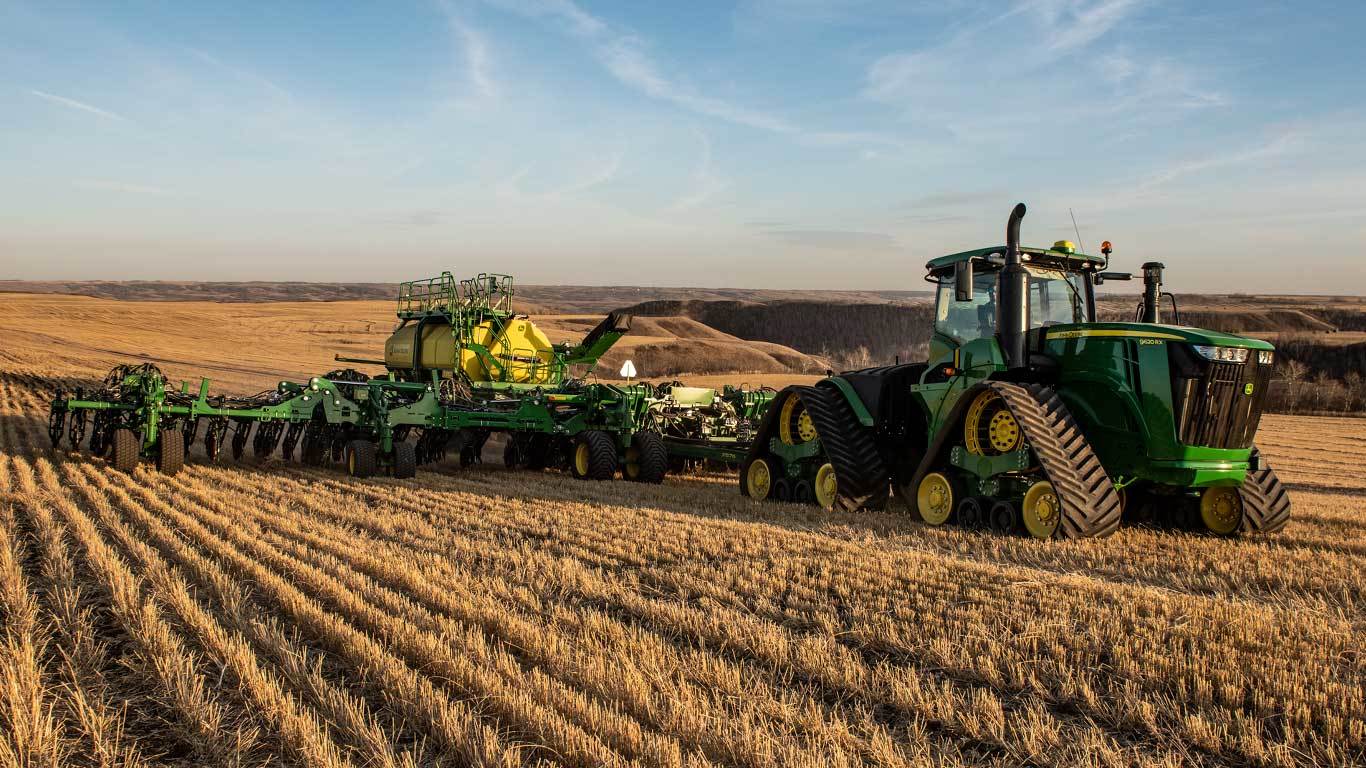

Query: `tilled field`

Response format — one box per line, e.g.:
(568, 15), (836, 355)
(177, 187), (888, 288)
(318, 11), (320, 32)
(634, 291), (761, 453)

(1, 347), (1364, 766)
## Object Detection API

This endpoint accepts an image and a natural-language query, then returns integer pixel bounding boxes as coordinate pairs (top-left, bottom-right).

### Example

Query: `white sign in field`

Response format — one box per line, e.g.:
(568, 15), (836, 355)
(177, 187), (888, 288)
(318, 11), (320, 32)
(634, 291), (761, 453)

(619, 360), (637, 379)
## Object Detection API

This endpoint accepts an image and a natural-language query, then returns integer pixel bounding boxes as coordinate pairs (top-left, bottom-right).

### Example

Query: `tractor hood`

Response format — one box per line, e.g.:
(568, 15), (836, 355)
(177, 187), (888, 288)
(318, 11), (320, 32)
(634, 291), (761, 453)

(1040, 322), (1275, 350)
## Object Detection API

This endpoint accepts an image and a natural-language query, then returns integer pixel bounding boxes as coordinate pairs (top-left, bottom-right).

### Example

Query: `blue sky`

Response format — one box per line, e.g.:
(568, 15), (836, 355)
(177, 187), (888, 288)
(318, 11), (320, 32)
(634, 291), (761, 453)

(2, 0), (1364, 293)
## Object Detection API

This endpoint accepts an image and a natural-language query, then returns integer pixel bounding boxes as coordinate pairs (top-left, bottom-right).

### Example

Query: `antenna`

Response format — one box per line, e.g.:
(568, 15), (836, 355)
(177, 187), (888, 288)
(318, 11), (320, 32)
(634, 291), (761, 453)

(1069, 208), (1087, 255)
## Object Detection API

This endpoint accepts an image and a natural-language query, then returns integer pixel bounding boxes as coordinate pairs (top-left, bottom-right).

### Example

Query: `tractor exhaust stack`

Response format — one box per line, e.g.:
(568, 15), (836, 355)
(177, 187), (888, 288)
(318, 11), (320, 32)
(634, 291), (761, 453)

(1140, 262), (1165, 324)
(998, 203), (1029, 369)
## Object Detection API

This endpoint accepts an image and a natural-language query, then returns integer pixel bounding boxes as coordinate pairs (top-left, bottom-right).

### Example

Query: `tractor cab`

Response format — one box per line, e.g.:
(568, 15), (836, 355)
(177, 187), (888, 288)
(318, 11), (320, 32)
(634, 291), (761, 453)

(924, 241), (1102, 376)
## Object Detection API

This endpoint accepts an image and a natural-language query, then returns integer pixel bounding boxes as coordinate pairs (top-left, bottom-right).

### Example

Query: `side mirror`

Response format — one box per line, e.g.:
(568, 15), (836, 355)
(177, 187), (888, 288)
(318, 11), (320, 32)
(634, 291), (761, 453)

(954, 260), (974, 302)
(1095, 271), (1132, 285)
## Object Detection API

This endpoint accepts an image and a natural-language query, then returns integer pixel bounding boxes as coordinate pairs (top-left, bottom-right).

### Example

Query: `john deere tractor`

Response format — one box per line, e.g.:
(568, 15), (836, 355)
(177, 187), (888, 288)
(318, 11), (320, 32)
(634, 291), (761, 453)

(741, 203), (1291, 538)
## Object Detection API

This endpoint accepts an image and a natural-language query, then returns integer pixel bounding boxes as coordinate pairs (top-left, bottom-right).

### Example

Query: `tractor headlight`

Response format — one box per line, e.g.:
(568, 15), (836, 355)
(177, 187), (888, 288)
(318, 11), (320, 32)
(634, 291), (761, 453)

(1192, 345), (1249, 363)
(1258, 350), (1274, 365)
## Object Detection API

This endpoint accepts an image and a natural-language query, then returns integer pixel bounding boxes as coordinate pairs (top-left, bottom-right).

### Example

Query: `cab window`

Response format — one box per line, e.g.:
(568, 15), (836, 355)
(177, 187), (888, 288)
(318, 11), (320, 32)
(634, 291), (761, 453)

(934, 271), (999, 342)
(1027, 267), (1089, 328)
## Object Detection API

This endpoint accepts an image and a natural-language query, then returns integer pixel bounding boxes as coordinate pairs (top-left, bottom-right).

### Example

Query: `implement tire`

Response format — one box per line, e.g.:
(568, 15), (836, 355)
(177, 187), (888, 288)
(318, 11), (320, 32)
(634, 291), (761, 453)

(1239, 447), (1291, 533)
(625, 432), (668, 484)
(156, 430), (185, 475)
(111, 429), (139, 473)
(392, 441), (417, 479)
(345, 440), (378, 478)
(572, 430), (617, 481)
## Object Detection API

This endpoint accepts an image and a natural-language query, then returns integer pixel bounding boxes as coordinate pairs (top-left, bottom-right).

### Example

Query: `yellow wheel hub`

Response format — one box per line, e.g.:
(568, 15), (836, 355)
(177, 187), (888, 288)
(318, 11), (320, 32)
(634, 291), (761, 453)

(1022, 481), (1062, 539)
(778, 396), (817, 445)
(814, 463), (838, 509)
(1200, 486), (1243, 535)
(624, 446), (640, 479)
(964, 390), (1021, 456)
(987, 409), (1021, 453)
(916, 472), (955, 525)
(746, 458), (773, 500)
(574, 443), (590, 476)
(347, 451), (356, 475)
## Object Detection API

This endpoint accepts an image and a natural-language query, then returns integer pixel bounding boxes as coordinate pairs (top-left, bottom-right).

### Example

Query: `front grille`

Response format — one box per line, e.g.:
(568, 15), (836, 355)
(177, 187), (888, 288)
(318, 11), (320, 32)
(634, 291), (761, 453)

(1171, 349), (1272, 449)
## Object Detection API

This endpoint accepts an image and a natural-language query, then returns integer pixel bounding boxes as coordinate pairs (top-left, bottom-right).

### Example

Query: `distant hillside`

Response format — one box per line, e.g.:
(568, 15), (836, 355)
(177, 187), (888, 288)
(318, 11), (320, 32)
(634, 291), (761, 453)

(535, 314), (827, 377)
(0, 280), (930, 314)
(0, 280), (397, 303)
(1097, 305), (1337, 334)
(622, 299), (936, 369)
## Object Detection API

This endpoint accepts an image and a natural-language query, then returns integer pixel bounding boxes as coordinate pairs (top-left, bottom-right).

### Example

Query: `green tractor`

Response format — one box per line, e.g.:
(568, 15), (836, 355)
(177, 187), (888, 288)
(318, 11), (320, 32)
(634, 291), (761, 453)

(741, 203), (1291, 538)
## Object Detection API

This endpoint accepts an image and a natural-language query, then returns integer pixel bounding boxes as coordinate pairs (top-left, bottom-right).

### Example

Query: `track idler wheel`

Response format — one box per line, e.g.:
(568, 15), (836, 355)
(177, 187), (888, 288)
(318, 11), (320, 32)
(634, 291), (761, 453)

(156, 430), (185, 475)
(813, 462), (838, 510)
(571, 431), (617, 481)
(1021, 480), (1062, 539)
(1200, 486), (1243, 536)
(914, 471), (959, 526)
(743, 456), (774, 501)
(792, 479), (814, 505)
(111, 429), (140, 473)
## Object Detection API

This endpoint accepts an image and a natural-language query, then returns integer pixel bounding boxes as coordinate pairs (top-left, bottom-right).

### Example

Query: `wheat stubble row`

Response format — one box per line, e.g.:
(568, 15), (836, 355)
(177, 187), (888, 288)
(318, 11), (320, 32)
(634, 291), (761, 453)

(1, 373), (1364, 767)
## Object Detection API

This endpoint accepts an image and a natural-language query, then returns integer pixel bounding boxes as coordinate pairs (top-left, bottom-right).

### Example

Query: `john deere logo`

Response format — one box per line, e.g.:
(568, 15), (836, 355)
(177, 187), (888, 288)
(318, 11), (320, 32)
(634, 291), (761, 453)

(1244, 383), (1255, 395)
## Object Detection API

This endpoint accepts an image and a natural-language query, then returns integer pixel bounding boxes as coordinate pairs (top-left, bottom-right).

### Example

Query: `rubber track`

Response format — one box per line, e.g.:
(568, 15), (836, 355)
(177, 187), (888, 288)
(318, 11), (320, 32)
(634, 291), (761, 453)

(907, 382), (1122, 538)
(1239, 447), (1291, 533)
(800, 384), (889, 511)
(991, 382), (1123, 538)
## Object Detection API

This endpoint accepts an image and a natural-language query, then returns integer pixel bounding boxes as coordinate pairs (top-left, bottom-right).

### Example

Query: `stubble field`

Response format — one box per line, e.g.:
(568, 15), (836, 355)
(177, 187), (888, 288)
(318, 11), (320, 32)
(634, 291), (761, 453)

(0, 294), (1363, 767)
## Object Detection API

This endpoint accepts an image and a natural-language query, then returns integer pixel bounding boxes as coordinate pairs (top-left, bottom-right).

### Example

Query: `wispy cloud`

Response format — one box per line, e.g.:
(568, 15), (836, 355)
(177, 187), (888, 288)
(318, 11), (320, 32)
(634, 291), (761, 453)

(671, 130), (729, 211)
(28, 89), (130, 122)
(73, 179), (173, 195)
(479, 0), (807, 137)
(187, 49), (294, 103)
(1135, 129), (1303, 192)
(861, 0), (1218, 138)
(1033, 0), (1144, 52)
(438, 3), (497, 100)
(552, 152), (624, 196)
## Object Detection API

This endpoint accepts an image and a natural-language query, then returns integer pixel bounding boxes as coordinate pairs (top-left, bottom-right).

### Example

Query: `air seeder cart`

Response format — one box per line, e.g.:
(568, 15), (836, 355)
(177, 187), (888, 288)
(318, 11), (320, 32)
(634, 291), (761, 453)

(49, 272), (669, 483)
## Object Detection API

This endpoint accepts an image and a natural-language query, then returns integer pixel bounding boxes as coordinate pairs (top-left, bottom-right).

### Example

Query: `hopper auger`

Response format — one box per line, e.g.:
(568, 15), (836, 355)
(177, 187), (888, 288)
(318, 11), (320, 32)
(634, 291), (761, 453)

(741, 203), (1292, 538)
(47, 272), (670, 483)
